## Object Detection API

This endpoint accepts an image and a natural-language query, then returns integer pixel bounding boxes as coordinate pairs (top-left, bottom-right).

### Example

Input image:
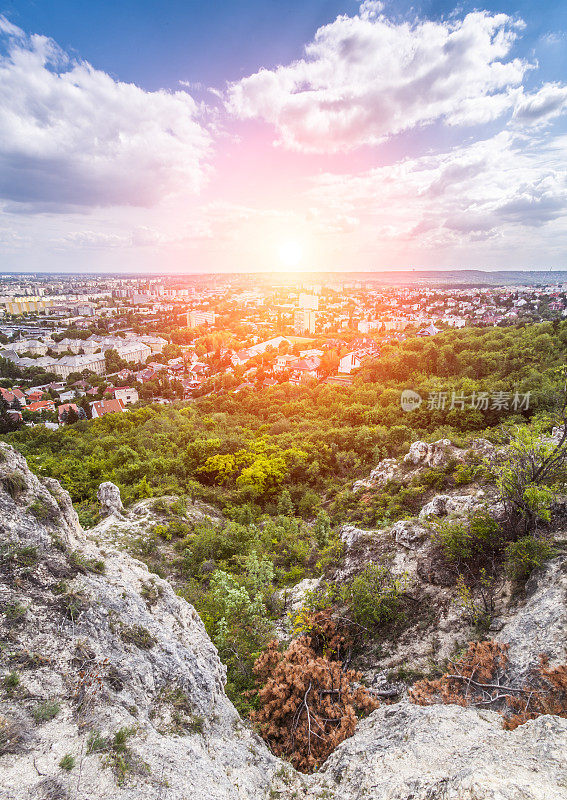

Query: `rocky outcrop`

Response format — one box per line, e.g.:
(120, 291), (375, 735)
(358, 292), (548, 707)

(289, 703), (567, 799)
(419, 492), (479, 520)
(0, 445), (279, 800)
(391, 519), (428, 549)
(404, 438), (464, 468)
(497, 554), (567, 680)
(353, 437), (493, 493)
(97, 481), (124, 518)
(352, 457), (400, 492)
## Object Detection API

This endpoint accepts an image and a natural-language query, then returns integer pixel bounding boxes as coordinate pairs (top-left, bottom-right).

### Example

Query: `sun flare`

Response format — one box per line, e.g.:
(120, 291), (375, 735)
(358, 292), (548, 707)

(278, 240), (303, 269)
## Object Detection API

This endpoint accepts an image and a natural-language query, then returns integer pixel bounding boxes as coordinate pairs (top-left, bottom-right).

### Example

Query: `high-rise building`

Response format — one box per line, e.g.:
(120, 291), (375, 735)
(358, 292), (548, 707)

(298, 293), (319, 311)
(294, 309), (317, 334)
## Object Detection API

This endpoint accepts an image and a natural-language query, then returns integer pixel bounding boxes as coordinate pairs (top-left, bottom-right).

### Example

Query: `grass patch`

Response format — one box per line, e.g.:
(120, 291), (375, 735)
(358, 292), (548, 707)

(59, 754), (75, 771)
(32, 701), (60, 723)
(2, 472), (27, 499)
(120, 625), (156, 650)
(69, 549), (106, 575)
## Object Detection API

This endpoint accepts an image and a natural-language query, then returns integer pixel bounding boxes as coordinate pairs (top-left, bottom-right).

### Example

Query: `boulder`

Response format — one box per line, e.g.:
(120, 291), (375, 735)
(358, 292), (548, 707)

(497, 553), (567, 680)
(391, 519), (428, 549)
(97, 480), (124, 518)
(353, 458), (401, 491)
(404, 439), (464, 468)
(340, 524), (372, 548)
(0, 447), (280, 800)
(293, 702), (567, 799)
(419, 493), (477, 520)
(284, 578), (321, 614)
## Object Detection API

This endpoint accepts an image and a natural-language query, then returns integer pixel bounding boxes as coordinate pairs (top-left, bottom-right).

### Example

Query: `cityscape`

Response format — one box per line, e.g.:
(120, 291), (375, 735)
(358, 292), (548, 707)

(0, 271), (565, 426)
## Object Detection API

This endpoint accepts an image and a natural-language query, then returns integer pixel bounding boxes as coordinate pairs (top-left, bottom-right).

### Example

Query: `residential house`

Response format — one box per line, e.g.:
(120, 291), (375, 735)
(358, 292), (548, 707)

(135, 368), (155, 383)
(289, 357), (321, 384)
(114, 387), (139, 405)
(57, 403), (81, 422)
(11, 389), (26, 407)
(28, 400), (56, 414)
(338, 352), (362, 374)
(90, 399), (126, 418)
(274, 354), (297, 373)
(418, 323), (441, 336)
(0, 388), (15, 405)
(231, 349), (251, 367)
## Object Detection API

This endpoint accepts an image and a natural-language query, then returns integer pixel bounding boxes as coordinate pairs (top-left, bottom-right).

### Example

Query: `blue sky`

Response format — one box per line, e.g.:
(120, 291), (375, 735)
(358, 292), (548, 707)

(1, 1), (567, 272)
(5, 0), (567, 90)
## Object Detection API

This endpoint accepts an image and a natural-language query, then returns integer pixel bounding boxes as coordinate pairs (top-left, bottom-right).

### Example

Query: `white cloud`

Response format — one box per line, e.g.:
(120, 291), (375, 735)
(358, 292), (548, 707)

(0, 17), (212, 211)
(512, 83), (567, 126)
(226, 10), (529, 152)
(306, 130), (567, 247)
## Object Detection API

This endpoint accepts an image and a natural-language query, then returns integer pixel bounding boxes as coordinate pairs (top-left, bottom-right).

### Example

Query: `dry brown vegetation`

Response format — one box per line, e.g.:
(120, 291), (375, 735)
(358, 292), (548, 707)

(250, 610), (378, 772)
(410, 640), (567, 729)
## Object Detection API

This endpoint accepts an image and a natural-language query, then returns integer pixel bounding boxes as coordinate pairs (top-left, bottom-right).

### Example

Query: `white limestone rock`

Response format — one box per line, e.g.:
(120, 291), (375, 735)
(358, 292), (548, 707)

(97, 481), (124, 518)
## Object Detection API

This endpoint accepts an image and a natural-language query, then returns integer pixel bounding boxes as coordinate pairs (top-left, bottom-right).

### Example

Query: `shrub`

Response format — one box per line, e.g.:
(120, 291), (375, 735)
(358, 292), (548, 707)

(4, 603), (27, 622)
(32, 701), (60, 723)
(488, 419), (567, 537)
(432, 510), (502, 565)
(186, 715), (204, 734)
(0, 715), (27, 755)
(2, 671), (20, 694)
(86, 730), (107, 754)
(13, 545), (38, 566)
(59, 590), (88, 621)
(104, 726), (145, 786)
(345, 564), (407, 628)
(410, 639), (567, 730)
(504, 536), (555, 582)
(29, 498), (59, 523)
(454, 464), (475, 486)
(69, 550), (106, 575)
(251, 621), (378, 772)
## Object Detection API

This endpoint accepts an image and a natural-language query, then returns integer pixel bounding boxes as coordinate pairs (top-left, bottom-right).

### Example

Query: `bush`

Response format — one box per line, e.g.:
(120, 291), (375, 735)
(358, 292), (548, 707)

(488, 419), (567, 537)
(345, 564), (407, 628)
(410, 639), (567, 730)
(504, 536), (555, 581)
(432, 510), (502, 565)
(28, 498), (58, 524)
(120, 625), (156, 650)
(0, 715), (27, 754)
(4, 603), (27, 622)
(69, 550), (106, 575)
(2, 671), (20, 694)
(251, 614), (378, 772)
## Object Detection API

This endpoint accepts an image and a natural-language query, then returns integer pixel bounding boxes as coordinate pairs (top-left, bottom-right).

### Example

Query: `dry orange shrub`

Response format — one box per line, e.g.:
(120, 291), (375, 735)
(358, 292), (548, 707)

(410, 640), (567, 729)
(250, 611), (378, 772)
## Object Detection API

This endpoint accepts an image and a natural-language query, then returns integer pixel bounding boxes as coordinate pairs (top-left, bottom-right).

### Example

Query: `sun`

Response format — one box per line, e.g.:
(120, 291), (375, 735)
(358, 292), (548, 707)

(278, 240), (303, 269)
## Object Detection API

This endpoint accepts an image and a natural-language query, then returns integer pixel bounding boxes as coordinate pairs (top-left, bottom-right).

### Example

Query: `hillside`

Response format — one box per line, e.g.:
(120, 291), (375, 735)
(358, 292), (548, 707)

(1, 444), (566, 799)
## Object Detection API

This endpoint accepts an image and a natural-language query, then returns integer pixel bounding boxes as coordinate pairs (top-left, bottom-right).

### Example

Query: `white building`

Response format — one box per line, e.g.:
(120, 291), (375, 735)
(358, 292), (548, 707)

(339, 352), (362, 374)
(114, 387), (139, 405)
(188, 310), (216, 328)
(298, 294), (319, 311)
